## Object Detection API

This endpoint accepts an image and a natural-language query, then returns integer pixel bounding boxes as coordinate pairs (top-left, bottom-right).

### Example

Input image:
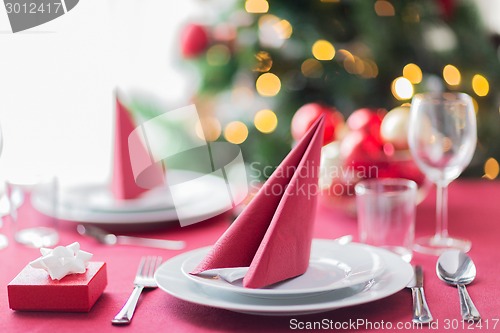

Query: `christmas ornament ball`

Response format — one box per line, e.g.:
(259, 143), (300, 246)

(380, 105), (411, 150)
(340, 130), (384, 169)
(346, 108), (386, 143)
(181, 24), (209, 58)
(291, 103), (344, 145)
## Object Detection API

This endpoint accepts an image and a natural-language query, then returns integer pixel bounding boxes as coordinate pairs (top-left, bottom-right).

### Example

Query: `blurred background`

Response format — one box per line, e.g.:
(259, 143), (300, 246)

(1, 0), (499, 186)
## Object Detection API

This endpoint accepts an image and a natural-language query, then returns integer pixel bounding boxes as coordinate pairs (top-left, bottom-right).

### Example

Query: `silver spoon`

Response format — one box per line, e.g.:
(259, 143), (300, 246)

(436, 250), (481, 321)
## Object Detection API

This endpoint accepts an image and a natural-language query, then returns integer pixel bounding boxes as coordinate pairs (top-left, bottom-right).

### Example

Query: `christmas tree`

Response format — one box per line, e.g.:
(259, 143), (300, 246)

(174, 0), (500, 180)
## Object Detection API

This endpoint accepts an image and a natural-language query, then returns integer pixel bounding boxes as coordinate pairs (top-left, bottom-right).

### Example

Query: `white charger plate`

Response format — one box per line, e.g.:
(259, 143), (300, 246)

(181, 241), (385, 299)
(32, 170), (231, 224)
(155, 239), (413, 316)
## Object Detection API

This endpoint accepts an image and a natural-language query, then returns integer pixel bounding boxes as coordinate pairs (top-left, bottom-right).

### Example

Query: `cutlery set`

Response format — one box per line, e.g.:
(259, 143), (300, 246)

(408, 250), (481, 325)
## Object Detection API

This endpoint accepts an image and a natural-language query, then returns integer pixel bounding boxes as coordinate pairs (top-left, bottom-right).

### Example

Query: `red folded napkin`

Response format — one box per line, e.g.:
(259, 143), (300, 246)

(191, 116), (325, 288)
(112, 95), (162, 200)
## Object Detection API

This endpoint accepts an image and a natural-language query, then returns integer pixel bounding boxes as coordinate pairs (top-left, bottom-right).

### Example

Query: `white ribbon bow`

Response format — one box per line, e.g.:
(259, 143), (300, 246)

(30, 242), (93, 280)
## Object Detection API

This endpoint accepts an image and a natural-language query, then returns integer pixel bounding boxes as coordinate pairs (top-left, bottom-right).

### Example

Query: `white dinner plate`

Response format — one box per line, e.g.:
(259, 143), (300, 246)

(181, 241), (385, 299)
(57, 184), (177, 213)
(155, 239), (413, 316)
(32, 170), (231, 224)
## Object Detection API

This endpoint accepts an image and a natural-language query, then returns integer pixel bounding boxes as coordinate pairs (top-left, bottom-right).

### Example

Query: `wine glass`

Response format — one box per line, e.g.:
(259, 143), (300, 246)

(6, 175), (60, 248)
(1, 123), (59, 248)
(408, 92), (477, 255)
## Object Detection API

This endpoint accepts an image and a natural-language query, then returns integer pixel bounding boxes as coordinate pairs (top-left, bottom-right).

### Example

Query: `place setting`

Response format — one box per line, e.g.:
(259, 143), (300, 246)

(29, 97), (232, 228)
(153, 117), (415, 316)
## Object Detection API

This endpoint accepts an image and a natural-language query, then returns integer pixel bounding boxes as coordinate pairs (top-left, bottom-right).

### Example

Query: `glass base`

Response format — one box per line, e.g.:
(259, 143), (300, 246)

(15, 227), (59, 248)
(413, 235), (471, 255)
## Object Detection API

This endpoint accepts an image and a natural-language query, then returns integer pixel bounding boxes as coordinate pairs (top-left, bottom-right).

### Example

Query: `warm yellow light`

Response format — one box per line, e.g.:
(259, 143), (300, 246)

(443, 65), (461, 86)
(471, 97), (479, 114)
(403, 63), (422, 84)
(206, 45), (231, 66)
(361, 59), (379, 78)
(312, 40), (335, 61)
(353, 56), (365, 74)
(258, 14), (279, 29)
(343, 56), (356, 74)
(484, 157), (499, 180)
(253, 51), (273, 72)
(301, 58), (324, 78)
(391, 77), (414, 100)
(245, 0), (269, 13)
(338, 49), (353, 59)
(256, 73), (281, 97)
(195, 117), (221, 141)
(274, 19), (293, 39)
(374, 0), (395, 16)
(338, 49), (378, 78)
(344, 56), (365, 75)
(224, 121), (249, 144)
(254, 109), (278, 133)
(472, 74), (489, 97)
(338, 49), (355, 73)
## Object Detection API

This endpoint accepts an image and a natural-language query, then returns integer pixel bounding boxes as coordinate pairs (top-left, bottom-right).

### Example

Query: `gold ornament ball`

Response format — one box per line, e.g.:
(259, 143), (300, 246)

(380, 105), (411, 150)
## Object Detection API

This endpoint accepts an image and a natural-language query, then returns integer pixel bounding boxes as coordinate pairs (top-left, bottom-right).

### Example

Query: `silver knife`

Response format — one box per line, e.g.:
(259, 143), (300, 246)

(406, 265), (433, 324)
(77, 224), (185, 250)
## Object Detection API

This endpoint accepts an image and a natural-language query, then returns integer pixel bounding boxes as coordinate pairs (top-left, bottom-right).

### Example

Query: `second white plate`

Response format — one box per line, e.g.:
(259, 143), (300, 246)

(57, 183), (176, 213)
(32, 170), (232, 224)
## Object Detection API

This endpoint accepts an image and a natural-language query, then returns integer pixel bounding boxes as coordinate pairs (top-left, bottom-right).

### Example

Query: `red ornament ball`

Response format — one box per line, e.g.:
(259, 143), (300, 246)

(341, 108), (387, 172)
(346, 108), (386, 144)
(340, 130), (384, 169)
(291, 103), (344, 145)
(181, 24), (209, 58)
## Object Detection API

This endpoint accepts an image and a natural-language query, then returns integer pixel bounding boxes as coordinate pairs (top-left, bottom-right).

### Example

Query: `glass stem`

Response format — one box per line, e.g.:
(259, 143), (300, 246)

(435, 183), (449, 240)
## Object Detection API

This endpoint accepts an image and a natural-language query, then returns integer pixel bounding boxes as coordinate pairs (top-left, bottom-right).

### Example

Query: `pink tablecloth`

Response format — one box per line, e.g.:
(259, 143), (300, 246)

(1, 180), (499, 333)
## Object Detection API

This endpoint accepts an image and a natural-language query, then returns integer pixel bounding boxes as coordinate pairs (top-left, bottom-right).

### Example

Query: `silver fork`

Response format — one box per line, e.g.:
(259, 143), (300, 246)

(112, 256), (162, 325)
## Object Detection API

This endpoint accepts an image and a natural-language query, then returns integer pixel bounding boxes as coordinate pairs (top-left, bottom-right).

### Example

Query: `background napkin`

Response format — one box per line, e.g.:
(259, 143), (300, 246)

(112, 96), (153, 200)
(191, 116), (325, 288)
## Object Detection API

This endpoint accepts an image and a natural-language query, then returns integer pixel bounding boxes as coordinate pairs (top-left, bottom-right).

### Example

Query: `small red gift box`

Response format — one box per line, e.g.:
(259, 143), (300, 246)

(8, 262), (107, 312)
